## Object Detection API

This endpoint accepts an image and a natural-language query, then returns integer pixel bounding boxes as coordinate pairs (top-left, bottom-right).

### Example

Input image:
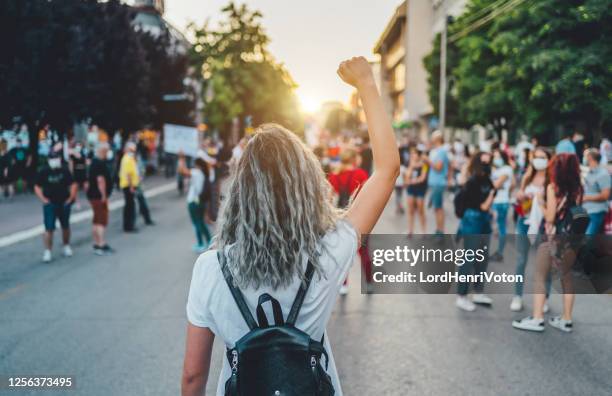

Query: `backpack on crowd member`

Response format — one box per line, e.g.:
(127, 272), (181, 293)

(337, 171), (354, 209)
(555, 200), (589, 236)
(219, 252), (334, 396)
(453, 186), (467, 218)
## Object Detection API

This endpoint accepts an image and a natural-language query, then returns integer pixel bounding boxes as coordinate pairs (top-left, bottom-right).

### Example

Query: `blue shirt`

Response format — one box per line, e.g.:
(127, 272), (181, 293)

(428, 146), (449, 187)
(583, 166), (611, 214)
(555, 139), (576, 155)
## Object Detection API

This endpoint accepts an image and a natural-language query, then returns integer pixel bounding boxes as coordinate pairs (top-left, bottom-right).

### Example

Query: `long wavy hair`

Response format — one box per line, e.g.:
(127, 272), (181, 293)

(548, 153), (583, 204)
(215, 124), (341, 290)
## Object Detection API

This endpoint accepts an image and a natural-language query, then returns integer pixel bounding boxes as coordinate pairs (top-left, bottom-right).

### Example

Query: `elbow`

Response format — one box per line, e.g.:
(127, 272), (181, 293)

(181, 371), (204, 396)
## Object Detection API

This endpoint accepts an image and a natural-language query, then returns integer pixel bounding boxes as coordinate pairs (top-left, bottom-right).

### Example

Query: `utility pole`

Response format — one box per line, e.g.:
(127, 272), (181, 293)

(438, 12), (448, 134)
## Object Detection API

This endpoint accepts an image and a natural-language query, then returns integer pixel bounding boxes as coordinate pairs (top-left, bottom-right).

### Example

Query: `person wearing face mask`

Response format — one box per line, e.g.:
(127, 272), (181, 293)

(455, 151), (496, 311)
(490, 150), (514, 262)
(510, 147), (552, 311)
(34, 151), (77, 263)
(582, 149), (611, 235)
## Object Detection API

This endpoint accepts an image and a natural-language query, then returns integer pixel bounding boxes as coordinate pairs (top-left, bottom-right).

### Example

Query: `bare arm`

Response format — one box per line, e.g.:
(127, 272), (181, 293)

(34, 185), (49, 204)
(97, 175), (107, 201)
(583, 187), (610, 202)
(177, 154), (192, 177)
(181, 324), (214, 396)
(337, 57), (400, 235)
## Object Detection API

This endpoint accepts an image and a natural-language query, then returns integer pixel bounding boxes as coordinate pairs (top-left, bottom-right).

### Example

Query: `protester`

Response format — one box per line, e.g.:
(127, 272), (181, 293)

(555, 130), (576, 155)
(181, 57), (400, 396)
(0, 139), (10, 199)
(177, 152), (213, 253)
(119, 142), (140, 232)
(455, 151), (495, 311)
(511, 147), (552, 312)
(8, 137), (31, 193)
(405, 144), (428, 235)
(327, 147), (369, 295)
(582, 148), (611, 235)
(600, 136), (612, 164)
(490, 149), (514, 261)
(69, 142), (88, 209)
(513, 153), (583, 333)
(427, 130), (450, 234)
(34, 151), (77, 262)
(394, 162), (406, 214)
(87, 143), (114, 255)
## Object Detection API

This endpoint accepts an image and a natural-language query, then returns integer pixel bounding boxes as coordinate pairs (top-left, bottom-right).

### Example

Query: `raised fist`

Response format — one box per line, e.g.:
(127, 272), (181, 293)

(337, 56), (375, 89)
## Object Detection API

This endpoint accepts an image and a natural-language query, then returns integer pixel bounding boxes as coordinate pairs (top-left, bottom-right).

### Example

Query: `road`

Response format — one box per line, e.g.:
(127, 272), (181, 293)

(0, 184), (610, 396)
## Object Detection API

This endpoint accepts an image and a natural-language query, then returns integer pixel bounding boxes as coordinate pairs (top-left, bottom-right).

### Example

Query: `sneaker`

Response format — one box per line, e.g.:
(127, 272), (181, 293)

(472, 293), (493, 306)
(490, 252), (503, 262)
(510, 296), (523, 312)
(456, 296), (476, 312)
(192, 243), (206, 253)
(543, 301), (550, 314)
(63, 245), (73, 257)
(101, 244), (115, 253)
(512, 316), (545, 332)
(548, 316), (573, 333)
(42, 249), (52, 263)
(339, 285), (349, 295)
(93, 246), (106, 256)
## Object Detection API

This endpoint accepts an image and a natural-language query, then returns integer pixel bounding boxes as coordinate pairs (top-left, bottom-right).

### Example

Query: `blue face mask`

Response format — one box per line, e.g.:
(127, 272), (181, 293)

(493, 158), (504, 168)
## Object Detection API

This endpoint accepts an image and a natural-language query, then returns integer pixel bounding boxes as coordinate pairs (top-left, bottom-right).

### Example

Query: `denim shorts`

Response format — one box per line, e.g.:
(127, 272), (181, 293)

(43, 203), (72, 231)
(429, 185), (446, 209)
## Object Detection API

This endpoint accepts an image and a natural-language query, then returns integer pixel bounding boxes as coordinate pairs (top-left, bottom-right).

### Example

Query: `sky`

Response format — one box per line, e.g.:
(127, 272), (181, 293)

(163, 0), (401, 109)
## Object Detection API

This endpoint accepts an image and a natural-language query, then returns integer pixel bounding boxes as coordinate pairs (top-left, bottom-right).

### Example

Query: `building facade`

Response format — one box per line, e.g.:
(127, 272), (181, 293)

(374, 0), (467, 135)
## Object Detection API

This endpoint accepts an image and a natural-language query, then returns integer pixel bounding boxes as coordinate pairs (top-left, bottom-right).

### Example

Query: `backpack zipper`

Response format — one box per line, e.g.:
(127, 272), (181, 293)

(231, 350), (238, 373)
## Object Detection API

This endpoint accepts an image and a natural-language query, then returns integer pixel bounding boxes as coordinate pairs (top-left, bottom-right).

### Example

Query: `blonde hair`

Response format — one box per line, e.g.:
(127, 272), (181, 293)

(215, 123), (341, 289)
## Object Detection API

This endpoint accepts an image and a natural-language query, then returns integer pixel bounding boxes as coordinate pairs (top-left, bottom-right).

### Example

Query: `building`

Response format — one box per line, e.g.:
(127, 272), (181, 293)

(374, 0), (467, 136)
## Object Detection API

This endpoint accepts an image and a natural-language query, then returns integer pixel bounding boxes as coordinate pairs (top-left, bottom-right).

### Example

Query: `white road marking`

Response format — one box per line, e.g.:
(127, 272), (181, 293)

(0, 182), (177, 249)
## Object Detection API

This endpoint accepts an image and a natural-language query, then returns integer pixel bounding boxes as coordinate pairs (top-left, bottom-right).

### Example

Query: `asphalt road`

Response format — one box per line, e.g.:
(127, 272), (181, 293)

(0, 185), (610, 395)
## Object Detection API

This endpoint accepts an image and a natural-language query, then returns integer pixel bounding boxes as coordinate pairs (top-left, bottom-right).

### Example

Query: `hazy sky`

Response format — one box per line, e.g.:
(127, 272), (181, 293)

(164, 0), (401, 108)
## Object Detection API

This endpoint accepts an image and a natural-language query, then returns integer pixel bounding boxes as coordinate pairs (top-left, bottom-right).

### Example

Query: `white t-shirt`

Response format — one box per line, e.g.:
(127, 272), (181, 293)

(186, 168), (204, 204)
(492, 165), (513, 204)
(186, 220), (359, 396)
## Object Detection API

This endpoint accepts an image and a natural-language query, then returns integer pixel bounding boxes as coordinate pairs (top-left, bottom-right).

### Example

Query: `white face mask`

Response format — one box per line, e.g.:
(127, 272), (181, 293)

(493, 157), (504, 168)
(532, 158), (548, 171)
(48, 158), (61, 169)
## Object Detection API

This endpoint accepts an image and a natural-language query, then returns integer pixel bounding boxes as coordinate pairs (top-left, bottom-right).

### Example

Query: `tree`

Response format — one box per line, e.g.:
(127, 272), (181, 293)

(423, 0), (612, 142)
(0, 0), (190, 136)
(190, 2), (302, 138)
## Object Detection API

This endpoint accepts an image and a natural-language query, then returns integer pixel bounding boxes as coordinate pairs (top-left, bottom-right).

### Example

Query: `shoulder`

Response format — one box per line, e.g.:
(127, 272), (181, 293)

(354, 168), (368, 180)
(321, 220), (359, 257)
(192, 249), (222, 283)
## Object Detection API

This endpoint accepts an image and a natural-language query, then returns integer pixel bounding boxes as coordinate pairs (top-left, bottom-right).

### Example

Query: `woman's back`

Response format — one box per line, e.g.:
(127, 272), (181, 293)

(187, 220), (358, 395)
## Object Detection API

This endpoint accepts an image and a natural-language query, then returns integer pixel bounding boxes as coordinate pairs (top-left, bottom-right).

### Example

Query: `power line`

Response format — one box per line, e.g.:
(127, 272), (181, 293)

(456, 0), (511, 27)
(448, 0), (530, 43)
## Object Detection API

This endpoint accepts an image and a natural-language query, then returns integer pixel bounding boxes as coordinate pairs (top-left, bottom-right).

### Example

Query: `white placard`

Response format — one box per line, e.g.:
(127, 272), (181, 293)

(163, 124), (199, 157)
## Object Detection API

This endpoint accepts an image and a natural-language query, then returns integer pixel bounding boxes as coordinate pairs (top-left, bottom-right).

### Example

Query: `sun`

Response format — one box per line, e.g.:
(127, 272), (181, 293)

(297, 90), (321, 114)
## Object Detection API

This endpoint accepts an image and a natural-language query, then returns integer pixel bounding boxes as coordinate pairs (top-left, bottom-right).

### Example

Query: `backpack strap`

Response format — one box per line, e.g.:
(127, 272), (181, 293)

(286, 261), (315, 326)
(218, 250), (258, 330)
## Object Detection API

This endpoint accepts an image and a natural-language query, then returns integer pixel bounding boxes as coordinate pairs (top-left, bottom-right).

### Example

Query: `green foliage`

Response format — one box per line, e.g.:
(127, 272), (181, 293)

(189, 2), (303, 137)
(423, 0), (612, 141)
(0, 0), (190, 134)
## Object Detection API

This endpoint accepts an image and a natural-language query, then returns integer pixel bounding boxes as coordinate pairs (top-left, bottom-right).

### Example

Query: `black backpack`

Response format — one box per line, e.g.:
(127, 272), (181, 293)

(453, 187), (467, 218)
(337, 171), (355, 209)
(218, 252), (334, 396)
(556, 204), (589, 235)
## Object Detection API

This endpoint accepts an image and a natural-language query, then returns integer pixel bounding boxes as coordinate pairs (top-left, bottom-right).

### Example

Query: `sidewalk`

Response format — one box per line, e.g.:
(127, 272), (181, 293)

(0, 174), (178, 241)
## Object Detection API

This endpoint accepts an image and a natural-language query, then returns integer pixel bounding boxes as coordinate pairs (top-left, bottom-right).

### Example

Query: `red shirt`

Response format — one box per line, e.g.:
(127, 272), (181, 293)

(328, 168), (368, 195)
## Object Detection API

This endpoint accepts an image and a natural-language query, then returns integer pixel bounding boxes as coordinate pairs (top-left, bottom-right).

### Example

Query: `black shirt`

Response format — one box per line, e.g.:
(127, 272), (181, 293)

(359, 147), (373, 176)
(87, 158), (112, 200)
(464, 174), (494, 211)
(36, 166), (74, 204)
(9, 147), (28, 168)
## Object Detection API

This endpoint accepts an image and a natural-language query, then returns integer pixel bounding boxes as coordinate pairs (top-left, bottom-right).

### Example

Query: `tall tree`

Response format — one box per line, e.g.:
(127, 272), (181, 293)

(423, 0), (612, 142)
(190, 2), (302, 137)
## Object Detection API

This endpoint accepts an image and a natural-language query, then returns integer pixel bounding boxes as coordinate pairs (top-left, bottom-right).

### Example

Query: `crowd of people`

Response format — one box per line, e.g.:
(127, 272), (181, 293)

(312, 124), (611, 333)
